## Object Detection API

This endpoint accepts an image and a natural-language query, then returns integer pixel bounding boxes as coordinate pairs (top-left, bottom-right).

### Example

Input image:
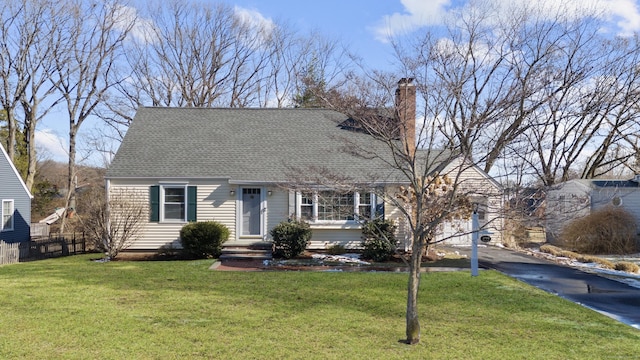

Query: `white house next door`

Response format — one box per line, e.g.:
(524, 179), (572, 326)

(241, 188), (262, 237)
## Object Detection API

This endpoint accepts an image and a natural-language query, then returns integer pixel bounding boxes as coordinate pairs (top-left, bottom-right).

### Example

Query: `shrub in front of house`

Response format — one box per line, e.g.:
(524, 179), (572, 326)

(271, 220), (312, 259)
(560, 206), (638, 255)
(180, 221), (230, 259)
(361, 219), (398, 262)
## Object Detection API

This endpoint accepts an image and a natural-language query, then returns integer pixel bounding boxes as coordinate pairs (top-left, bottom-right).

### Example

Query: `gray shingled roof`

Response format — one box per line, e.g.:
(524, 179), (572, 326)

(106, 107), (449, 183)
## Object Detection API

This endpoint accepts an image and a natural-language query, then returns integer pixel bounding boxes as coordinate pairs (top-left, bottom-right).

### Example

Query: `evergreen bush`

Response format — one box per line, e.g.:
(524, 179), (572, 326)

(361, 219), (398, 262)
(180, 221), (230, 259)
(271, 220), (312, 259)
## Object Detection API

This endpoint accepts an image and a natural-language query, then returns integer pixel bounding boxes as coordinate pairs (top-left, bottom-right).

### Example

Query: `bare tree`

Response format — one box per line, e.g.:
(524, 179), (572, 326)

(120, 1), (271, 108)
(0, 0), (25, 162)
(394, 1), (640, 189)
(78, 186), (145, 259)
(51, 0), (133, 233)
(293, 74), (501, 345)
(0, 0), (69, 190)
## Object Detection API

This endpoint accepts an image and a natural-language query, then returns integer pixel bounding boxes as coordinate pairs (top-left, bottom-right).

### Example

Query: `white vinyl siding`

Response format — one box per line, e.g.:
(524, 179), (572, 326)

(307, 228), (364, 249)
(109, 179), (236, 250)
(436, 158), (503, 245)
(265, 189), (289, 239)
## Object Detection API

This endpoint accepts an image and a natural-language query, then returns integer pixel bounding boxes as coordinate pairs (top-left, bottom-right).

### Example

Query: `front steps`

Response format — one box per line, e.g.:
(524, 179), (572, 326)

(220, 242), (272, 261)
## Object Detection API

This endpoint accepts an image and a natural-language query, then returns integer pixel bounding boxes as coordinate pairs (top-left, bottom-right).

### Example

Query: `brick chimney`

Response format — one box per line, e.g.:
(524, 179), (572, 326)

(395, 78), (416, 156)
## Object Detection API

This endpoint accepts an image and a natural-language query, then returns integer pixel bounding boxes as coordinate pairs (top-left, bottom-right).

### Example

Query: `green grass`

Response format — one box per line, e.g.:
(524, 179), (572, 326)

(1, 255), (639, 359)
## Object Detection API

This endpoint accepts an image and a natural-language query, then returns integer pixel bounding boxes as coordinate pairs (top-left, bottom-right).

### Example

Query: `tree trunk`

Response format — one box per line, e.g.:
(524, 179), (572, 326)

(405, 237), (423, 344)
(24, 104), (37, 191)
(5, 112), (16, 161)
(59, 127), (77, 234)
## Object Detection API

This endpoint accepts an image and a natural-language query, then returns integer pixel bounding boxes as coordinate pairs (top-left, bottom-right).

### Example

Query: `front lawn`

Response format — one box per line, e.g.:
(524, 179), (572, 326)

(1, 255), (638, 359)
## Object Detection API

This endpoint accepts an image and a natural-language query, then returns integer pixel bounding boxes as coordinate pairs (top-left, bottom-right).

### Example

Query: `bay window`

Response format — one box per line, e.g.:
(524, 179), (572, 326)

(296, 190), (380, 223)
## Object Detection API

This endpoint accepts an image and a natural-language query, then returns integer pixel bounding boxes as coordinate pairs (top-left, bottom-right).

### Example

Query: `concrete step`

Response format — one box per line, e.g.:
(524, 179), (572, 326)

(220, 244), (272, 260)
(219, 252), (272, 260)
(223, 241), (272, 250)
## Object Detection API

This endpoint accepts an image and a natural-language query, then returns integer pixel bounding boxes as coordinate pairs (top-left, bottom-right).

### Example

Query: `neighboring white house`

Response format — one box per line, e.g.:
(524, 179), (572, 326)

(105, 80), (503, 251)
(545, 177), (640, 242)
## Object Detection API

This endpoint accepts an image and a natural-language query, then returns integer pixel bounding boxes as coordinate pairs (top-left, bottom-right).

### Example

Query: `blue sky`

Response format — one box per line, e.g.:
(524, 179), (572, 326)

(226, 0), (404, 69)
(36, 0), (640, 165)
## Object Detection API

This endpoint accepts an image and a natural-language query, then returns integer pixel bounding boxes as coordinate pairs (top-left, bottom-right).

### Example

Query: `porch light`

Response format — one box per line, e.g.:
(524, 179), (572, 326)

(230, 189), (236, 196)
(267, 190), (273, 196)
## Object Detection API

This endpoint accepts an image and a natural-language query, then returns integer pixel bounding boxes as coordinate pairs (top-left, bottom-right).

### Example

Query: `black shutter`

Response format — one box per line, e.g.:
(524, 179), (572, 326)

(187, 186), (197, 222)
(149, 185), (160, 222)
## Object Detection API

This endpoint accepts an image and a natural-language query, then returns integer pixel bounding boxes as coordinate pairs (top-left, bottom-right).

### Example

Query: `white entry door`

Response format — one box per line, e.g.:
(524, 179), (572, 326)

(241, 188), (262, 237)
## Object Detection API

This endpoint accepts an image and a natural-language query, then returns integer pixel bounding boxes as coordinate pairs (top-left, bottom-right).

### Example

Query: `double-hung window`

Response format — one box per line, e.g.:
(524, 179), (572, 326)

(1, 199), (14, 231)
(163, 186), (186, 221)
(296, 190), (380, 223)
(149, 185), (197, 222)
(300, 192), (314, 221)
(358, 192), (372, 220)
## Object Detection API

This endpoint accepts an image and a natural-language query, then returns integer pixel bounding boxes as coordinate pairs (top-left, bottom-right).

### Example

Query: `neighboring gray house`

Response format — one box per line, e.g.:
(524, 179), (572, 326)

(0, 145), (33, 243)
(105, 80), (503, 251)
(545, 177), (640, 241)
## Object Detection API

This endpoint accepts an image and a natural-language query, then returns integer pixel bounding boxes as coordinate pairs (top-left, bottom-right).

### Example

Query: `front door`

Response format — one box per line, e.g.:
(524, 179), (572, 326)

(241, 188), (262, 237)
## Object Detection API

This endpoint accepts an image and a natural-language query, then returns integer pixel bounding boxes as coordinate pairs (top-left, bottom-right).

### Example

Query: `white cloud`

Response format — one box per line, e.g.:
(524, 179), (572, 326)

(109, 4), (157, 44)
(35, 129), (67, 162)
(373, 0), (640, 42)
(233, 6), (276, 43)
(606, 0), (640, 36)
(373, 0), (452, 42)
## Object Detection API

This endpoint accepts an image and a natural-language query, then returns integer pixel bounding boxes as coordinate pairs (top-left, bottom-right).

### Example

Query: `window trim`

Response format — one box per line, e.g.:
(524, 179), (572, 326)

(149, 184), (197, 223)
(161, 185), (187, 222)
(295, 190), (377, 224)
(1, 199), (14, 232)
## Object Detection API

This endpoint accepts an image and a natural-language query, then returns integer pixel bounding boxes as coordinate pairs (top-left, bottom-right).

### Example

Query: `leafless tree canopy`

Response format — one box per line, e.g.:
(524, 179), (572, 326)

(392, 1), (640, 188)
(78, 187), (146, 259)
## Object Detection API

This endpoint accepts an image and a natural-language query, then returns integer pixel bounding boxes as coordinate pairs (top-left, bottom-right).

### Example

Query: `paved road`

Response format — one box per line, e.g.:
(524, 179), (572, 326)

(454, 246), (640, 329)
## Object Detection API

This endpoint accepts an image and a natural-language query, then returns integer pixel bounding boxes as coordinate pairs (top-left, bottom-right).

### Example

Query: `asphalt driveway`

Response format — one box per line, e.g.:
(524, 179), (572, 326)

(453, 245), (640, 329)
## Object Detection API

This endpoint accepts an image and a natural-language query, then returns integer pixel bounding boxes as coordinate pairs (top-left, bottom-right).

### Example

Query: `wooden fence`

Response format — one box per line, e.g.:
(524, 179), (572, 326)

(0, 234), (91, 264)
(29, 233), (89, 259)
(30, 223), (50, 237)
(0, 240), (20, 265)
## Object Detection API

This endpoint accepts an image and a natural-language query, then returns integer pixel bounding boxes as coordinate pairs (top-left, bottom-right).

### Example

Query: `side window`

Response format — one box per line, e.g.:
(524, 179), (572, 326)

(149, 185), (196, 222)
(1, 200), (14, 231)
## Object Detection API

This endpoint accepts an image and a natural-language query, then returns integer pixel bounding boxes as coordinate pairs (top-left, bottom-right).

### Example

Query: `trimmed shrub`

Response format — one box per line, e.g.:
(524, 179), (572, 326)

(271, 220), (312, 259)
(361, 219), (398, 262)
(560, 206), (638, 255)
(180, 221), (230, 259)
